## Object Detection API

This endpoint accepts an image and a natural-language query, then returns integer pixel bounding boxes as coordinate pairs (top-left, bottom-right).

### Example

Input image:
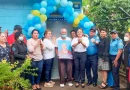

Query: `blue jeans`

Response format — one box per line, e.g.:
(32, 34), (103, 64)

(86, 54), (98, 83)
(74, 52), (87, 83)
(110, 55), (121, 90)
(30, 60), (43, 85)
(43, 58), (54, 82)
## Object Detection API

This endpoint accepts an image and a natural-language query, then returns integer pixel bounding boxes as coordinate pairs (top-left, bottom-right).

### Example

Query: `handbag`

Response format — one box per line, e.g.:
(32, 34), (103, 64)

(107, 71), (114, 87)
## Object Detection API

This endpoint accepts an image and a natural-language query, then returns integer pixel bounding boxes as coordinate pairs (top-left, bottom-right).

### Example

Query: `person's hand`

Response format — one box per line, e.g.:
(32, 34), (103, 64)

(91, 38), (95, 43)
(26, 55), (31, 59)
(113, 60), (118, 67)
(78, 38), (82, 43)
(52, 36), (56, 44)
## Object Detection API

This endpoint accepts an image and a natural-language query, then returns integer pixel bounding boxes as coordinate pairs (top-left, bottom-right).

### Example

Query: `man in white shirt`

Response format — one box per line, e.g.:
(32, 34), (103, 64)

(55, 28), (73, 87)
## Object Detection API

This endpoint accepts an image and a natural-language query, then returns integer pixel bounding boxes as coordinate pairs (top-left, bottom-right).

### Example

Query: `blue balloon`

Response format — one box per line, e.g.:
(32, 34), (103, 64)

(41, 1), (47, 7)
(89, 21), (94, 27)
(33, 3), (41, 10)
(39, 28), (45, 34)
(83, 17), (90, 22)
(73, 12), (79, 18)
(28, 27), (35, 36)
(65, 6), (73, 15)
(24, 25), (29, 32)
(60, 0), (68, 7)
(68, 1), (73, 7)
(47, 0), (56, 6)
(33, 16), (41, 25)
(66, 17), (74, 24)
(84, 22), (90, 28)
(46, 6), (54, 14)
(83, 28), (90, 35)
(27, 20), (34, 27)
(63, 12), (69, 19)
(35, 24), (42, 30)
(79, 20), (85, 27)
(27, 14), (34, 20)
(54, 0), (60, 4)
(58, 7), (65, 15)
(40, 7), (46, 14)
(53, 6), (57, 11)
(41, 22), (46, 28)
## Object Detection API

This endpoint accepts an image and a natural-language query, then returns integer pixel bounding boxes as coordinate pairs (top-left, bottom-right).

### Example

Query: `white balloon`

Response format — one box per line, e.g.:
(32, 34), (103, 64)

(68, 1), (73, 7)
(27, 14), (34, 20)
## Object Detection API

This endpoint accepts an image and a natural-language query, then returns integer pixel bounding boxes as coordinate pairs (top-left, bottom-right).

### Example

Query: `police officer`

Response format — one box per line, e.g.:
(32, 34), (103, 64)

(109, 30), (123, 90)
(12, 31), (28, 67)
(86, 28), (100, 87)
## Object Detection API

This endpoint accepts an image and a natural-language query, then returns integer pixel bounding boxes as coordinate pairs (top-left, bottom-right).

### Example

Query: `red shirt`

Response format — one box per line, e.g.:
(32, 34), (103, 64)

(7, 33), (27, 46)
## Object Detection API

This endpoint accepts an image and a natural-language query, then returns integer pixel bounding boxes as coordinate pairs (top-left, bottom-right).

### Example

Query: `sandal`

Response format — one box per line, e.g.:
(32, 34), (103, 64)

(99, 82), (108, 89)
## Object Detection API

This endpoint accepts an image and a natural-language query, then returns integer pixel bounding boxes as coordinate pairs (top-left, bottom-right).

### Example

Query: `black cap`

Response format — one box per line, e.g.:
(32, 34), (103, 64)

(90, 27), (96, 32)
(14, 25), (22, 31)
(110, 30), (118, 34)
(15, 31), (22, 40)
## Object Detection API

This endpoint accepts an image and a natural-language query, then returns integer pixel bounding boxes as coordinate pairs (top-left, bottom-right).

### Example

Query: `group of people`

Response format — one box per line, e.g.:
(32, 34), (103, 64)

(0, 25), (130, 90)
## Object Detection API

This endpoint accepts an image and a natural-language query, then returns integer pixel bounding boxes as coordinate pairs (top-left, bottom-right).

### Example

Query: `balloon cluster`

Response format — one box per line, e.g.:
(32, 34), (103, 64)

(24, 0), (94, 39)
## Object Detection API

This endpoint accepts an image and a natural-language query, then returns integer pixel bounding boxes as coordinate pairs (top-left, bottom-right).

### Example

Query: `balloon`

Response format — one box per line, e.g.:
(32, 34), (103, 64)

(65, 6), (73, 15)
(24, 25), (29, 32)
(41, 22), (46, 28)
(41, 1), (47, 7)
(31, 10), (40, 16)
(53, 6), (57, 11)
(55, 0), (60, 4)
(35, 24), (42, 30)
(73, 23), (78, 28)
(27, 20), (34, 26)
(83, 28), (90, 35)
(40, 15), (47, 22)
(33, 16), (41, 24)
(74, 18), (80, 25)
(27, 14), (34, 20)
(28, 27), (35, 36)
(89, 21), (94, 27)
(47, 0), (56, 6)
(33, 3), (41, 10)
(46, 6), (54, 14)
(40, 8), (46, 14)
(60, 0), (68, 7)
(58, 7), (65, 15)
(84, 22), (90, 28)
(73, 12), (79, 18)
(67, 17), (74, 24)
(78, 14), (85, 20)
(83, 17), (90, 22)
(68, 1), (73, 7)
(128, 28), (130, 32)
(63, 12), (69, 19)
(39, 28), (45, 34)
(79, 20), (85, 27)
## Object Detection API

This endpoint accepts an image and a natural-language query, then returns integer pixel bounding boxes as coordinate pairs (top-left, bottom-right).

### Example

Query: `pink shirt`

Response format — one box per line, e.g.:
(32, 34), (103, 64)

(27, 38), (43, 61)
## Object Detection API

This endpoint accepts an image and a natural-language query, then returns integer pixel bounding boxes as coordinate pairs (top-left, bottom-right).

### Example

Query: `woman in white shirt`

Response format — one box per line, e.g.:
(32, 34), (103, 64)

(71, 28), (89, 88)
(42, 30), (56, 87)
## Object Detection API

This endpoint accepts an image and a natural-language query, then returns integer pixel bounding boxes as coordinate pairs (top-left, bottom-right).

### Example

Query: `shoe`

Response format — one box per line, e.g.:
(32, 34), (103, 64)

(37, 88), (42, 90)
(75, 83), (79, 88)
(44, 82), (54, 87)
(49, 81), (55, 85)
(86, 82), (92, 86)
(60, 84), (65, 88)
(93, 83), (97, 87)
(67, 82), (73, 86)
(81, 83), (85, 88)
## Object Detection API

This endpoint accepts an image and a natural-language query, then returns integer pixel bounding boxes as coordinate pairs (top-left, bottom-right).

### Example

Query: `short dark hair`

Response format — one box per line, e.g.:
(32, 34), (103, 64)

(31, 29), (39, 35)
(100, 28), (107, 32)
(70, 30), (76, 34)
(14, 25), (22, 31)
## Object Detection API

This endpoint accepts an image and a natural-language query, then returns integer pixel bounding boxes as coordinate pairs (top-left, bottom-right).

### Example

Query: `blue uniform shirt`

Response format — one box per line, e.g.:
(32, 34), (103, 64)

(109, 37), (123, 55)
(87, 36), (100, 55)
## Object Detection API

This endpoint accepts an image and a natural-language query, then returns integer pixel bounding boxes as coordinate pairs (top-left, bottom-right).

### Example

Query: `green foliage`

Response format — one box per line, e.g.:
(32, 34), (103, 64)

(83, 0), (130, 36)
(0, 58), (35, 90)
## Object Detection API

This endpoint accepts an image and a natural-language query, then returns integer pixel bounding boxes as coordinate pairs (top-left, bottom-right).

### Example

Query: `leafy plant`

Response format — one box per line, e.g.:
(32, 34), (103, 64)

(0, 58), (36, 90)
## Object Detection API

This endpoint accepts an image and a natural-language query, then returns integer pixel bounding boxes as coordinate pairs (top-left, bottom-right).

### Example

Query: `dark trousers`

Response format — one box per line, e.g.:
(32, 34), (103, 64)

(110, 55), (121, 90)
(58, 59), (72, 84)
(30, 60), (43, 85)
(72, 59), (75, 78)
(86, 54), (98, 83)
(74, 52), (87, 83)
(43, 58), (54, 82)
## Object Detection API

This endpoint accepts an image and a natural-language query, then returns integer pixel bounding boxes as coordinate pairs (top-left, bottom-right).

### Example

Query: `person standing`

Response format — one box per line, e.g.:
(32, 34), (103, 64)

(122, 32), (130, 90)
(86, 28), (100, 87)
(70, 30), (77, 80)
(71, 28), (89, 88)
(0, 32), (10, 62)
(42, 29), (56, 87)
(27, 29), (44, 90)
(55, 28), (73, 88)
(109, 30), (123, 90)
(98, 28), (110, 89)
